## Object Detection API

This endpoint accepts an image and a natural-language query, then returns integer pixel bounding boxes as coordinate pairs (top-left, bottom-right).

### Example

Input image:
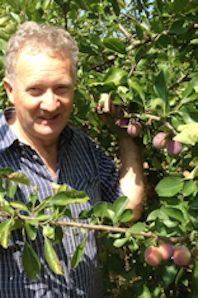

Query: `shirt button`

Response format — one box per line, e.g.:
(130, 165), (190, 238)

(33, 154), (39, 160)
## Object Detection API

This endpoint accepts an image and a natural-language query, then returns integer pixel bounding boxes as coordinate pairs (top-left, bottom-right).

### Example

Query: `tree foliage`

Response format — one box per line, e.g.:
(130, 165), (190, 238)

(0, 0), (198, 297)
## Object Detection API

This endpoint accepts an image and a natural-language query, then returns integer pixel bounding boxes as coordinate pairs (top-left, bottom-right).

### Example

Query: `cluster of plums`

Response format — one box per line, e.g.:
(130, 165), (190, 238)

(144, 243), (191, 267)
(152, 132), (182, 156)
(116, 120), (182, 155)
(97, 95), (182, 155)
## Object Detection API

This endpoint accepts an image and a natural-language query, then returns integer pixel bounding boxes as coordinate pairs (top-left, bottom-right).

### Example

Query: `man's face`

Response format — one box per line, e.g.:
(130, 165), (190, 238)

(5, 47), (74, 145)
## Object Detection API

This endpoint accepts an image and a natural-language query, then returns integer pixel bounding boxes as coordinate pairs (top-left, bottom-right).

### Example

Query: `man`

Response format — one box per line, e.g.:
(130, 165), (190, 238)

(0, 21), (144, 297)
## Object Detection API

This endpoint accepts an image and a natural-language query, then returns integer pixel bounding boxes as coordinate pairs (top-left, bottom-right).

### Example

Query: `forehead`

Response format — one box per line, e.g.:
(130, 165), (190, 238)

(14, 46), (73, 82)
(17, 44), (70, 60)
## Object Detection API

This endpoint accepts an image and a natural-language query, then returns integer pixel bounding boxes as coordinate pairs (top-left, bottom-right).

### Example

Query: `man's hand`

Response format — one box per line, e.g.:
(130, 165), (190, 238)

(96, 93), (125, 132)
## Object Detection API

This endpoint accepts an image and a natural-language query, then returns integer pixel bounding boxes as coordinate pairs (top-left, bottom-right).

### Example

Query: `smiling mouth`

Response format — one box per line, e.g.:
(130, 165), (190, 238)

(38, 114), (60, 124)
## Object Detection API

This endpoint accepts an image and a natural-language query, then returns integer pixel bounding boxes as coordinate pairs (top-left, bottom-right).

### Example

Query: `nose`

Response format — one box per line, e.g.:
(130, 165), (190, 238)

(40, 89), (59, 112)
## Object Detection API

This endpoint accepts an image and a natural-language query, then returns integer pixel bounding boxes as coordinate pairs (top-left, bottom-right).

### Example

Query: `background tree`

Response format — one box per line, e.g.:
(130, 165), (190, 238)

(0, 0), (198, 297)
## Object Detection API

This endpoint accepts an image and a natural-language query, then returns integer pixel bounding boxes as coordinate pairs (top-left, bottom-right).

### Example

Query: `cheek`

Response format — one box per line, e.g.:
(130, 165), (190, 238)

(62, 97), (73, 111)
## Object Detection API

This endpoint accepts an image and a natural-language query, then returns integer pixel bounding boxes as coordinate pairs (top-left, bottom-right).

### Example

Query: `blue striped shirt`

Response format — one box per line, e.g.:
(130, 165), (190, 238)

(0, 108), (121, 298)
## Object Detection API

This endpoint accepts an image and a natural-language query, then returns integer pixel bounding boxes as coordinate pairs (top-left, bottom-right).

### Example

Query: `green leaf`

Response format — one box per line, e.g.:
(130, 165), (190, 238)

(128, 78), (145, 103)
(0, 168), (14, 177)
(43, 225), (55, 240)
(112, 196), (129, 218)
(137, 285), (152, 298)
(154, 70), (168, 103)
(189, 198), (198, 210)
(7, 171), (30, 185)
(10, 201), (29, 211)
(22, 241), (41, 280)
(109, 0), (124, 15)
(29, 188), (38, 208)
(0, 205), (15, 216)
(26, 214), (51, 225)
(103, 68), (127, 86)
(7, 182), (17, 198)
(49, 191), (89, 206)
(119, 209), (133, 223)
(161, 206), (184, 223)
(169, 20), (188, 34)
(71, 239), (86, 268)
(161, 265), (178, 287)
(174, 123), (198, 145)
(190, 259), (198, 298)
(54, 227), (63, 244)
(92, 202), (115, 222)
(93, 202), (108, 219)
(183, 181), (198, 197)
(146, 209), (168, 221)
(24, 222), (37, 241)
(33, 197), (51, 213)
(155, 177), (184, 197)
(113, 237), (128, 248)
(190, 38), (198, 45)
(0, 219), (14, 248)
(103, 37), (126, 54)
(0, 16), (10, 26)
(44, 237), (64, 275)
(126, 222), (145, 237)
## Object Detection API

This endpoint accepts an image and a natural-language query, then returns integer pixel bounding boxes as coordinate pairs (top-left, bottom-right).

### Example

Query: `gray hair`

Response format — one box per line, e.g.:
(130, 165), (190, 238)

(3, 21), (79, 81)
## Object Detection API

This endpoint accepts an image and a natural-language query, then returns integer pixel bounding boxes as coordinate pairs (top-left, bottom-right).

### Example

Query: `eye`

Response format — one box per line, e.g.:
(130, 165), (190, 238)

(54, 85), (70, 95)
(27, 87), (43, 96)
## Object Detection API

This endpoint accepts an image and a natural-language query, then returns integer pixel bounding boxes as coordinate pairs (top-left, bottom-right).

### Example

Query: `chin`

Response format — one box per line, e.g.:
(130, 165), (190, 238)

(34, 129), (60, 140)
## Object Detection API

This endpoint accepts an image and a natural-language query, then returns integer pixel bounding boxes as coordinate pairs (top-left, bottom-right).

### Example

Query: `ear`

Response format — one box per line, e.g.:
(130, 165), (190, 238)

(3, 78), (15, 104)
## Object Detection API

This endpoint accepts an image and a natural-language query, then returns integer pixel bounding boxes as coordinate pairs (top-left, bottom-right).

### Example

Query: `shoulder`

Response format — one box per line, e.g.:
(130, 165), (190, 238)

(0, 110), (17, 151)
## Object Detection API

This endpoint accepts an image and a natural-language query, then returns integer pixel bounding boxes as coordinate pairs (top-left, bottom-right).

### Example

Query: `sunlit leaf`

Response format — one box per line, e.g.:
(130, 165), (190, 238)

(113, 237), (128, 248)
(174, 123), (198, 145)
(24, 222), (37, 241)
(49, 191), (89, 206)
(44, 237), (64, 275)
(7, 171), (30, 185)
(155, 177), (184, 197)
(10, 201), (29, 211)
(0, 219), (14, 248)
(112, 196), (129, 218)
(103, 68), (127, 86)
(43, 225), (55, 240)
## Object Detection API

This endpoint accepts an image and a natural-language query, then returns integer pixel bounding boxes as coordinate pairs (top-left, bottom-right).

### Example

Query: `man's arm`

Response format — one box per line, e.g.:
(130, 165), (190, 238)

(97, 93), (145, 221)
(118, 133), (145, 221)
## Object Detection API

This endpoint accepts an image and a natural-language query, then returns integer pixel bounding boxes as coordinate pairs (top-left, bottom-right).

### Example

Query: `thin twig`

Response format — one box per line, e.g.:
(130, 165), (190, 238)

(0, 213), (189, 243)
